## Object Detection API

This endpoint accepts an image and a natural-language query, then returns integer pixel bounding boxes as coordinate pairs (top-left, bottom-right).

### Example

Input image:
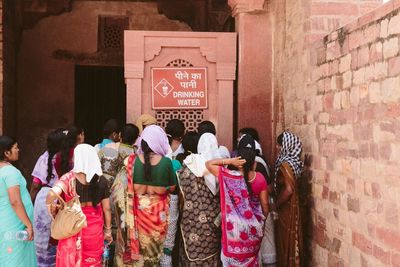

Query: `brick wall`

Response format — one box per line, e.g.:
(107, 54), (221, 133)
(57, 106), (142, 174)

(271, 0), (400, 265)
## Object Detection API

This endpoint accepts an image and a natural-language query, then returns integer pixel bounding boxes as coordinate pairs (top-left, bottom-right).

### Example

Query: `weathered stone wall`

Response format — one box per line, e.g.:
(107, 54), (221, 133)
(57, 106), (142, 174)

(271, 0), (400, 265)
(16, 1), (190, 176)
(3, 0), (22, 137)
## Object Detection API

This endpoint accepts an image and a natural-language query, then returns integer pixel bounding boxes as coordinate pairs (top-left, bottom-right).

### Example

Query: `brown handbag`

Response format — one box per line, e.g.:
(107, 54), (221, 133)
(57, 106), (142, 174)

(50, 186), (87, 240)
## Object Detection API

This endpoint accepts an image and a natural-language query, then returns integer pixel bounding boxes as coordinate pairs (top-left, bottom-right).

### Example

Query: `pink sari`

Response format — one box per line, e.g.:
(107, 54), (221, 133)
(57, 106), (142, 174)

(54, 172), (104, 267)
(219, 167), (265, 267)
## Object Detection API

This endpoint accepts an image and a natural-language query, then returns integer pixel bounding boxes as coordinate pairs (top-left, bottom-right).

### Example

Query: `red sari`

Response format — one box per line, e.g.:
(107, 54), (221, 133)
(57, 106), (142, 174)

(54, 172), (104, 267)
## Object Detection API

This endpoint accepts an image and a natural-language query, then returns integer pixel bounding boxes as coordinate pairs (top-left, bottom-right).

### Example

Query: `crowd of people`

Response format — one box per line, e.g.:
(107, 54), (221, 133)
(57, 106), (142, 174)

(0, 114), (304, 267)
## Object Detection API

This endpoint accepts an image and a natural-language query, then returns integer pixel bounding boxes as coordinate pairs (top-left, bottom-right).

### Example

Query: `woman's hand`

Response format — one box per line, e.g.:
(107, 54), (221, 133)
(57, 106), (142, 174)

(104, 230), (113, 243)
(47, 203), (61, 218)
(26, 226), (34, 241)
(229, 157), (246, 169)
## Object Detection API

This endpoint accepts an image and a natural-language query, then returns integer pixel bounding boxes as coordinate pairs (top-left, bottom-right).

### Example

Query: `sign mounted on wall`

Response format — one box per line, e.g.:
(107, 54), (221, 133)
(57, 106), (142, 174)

(151, 67), (208, 109)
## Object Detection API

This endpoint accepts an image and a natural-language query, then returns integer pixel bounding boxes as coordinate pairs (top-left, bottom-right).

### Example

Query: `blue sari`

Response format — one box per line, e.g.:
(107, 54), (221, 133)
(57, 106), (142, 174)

(0, 165), (37, 266)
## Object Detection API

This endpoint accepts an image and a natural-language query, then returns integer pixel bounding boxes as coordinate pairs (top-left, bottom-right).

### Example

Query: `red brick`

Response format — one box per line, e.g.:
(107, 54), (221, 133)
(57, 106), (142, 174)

(349, 30), (364, 51)
(353, 231), (373, 255)
(371, 183), (381, 198)
(314, 224), (328, 248)
(363, 24), (380, 45)
(311, 2), (359, 16)
(373, 245), (390, 264)
(347, 196), (360, 212)
(322, 186), (329, 199)
(389, 56), (400, 77)
(376, 227), (400, 251)
(354, 123), (373, 140)
(386, 103), (400, 118)
(317, 215), (326, 230)
(351, 50), (358, 70)
(379, 143), (391, 161)
(330, 60), (339, 76)
(323, 93), (334, 111)
(329, 191), (340, 205)
(328, 253), (344, 267)
(369, 42), (383, 64)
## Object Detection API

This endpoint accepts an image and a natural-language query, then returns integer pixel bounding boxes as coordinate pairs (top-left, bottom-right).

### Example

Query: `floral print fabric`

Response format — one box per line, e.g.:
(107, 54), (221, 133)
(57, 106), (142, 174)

(218, 167), (265, 267)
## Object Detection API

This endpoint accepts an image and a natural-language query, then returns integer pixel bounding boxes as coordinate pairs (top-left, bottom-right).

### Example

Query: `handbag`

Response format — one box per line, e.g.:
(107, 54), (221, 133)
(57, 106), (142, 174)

(50, 183), (87, 240)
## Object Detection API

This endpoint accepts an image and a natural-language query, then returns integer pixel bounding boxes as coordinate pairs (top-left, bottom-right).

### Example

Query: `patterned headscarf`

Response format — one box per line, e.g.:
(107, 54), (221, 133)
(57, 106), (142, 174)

(274, 131), (303, 180)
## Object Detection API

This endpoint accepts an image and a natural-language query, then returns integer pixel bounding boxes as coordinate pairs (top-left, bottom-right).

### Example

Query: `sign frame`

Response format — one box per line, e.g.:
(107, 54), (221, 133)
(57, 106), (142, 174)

(151, 67), (208, 110)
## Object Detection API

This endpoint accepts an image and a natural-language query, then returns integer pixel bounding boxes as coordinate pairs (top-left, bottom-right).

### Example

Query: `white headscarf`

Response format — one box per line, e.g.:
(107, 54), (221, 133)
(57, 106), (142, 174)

(73, 144), (103, 183)
(184, 133), (228, 195)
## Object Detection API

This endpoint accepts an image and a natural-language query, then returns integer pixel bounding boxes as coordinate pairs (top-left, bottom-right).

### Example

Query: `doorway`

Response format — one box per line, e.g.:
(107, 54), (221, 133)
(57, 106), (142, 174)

(75, 65), (126, 145)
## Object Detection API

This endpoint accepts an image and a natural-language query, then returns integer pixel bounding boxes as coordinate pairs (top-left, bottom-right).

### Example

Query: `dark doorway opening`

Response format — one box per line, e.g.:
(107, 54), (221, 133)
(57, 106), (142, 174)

(75, 65), (126, 145)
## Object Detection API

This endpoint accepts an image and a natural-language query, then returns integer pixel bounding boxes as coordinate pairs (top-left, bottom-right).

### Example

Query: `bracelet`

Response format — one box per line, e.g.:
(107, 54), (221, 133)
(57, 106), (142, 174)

(222, 159), (225, 165)
(104, 226), (112, 230)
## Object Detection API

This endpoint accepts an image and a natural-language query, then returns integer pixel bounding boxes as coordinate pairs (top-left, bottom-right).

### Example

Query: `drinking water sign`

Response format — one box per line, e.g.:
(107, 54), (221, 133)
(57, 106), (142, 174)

(151, 67), (208, 109)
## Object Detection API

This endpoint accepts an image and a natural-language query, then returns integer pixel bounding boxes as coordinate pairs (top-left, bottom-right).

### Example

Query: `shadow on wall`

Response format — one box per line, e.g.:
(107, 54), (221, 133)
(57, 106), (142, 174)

(300, 153), (313, 264)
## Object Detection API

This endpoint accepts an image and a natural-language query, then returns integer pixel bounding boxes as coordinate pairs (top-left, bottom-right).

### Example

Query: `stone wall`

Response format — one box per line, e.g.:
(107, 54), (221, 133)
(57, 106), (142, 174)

(271, 0), (400, 265)
(16, 1), (190, 177)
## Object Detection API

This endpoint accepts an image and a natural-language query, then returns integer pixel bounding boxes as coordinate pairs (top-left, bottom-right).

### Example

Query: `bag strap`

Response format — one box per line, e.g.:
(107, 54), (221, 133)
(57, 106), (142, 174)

(50, 188), (66, 205)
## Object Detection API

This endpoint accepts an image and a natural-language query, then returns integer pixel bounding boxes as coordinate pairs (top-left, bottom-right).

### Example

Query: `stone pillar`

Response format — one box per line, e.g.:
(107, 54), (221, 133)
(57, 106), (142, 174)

(228, 0), (273, 163)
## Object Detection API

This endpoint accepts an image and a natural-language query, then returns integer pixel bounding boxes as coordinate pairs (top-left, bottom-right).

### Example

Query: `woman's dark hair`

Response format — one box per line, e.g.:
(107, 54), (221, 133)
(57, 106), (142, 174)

(277, 133), (284, 146)
(103, 118), (121, 138)
(0, 136), (17, 161)
(237, 148), (256, 195)
(198, 121), (216, 136)
(165, 119), (185, 144)
(239, 127), (259, 142)
(121, 124), (139, 145)
(176, 131), (199, 163)
(46, 128), (66, 183)
(141, 140), (153, 181)
(60, 125), (83, 176)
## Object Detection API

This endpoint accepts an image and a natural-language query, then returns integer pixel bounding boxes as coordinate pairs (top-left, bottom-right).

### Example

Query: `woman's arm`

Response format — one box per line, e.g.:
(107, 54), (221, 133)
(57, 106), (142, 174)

(259, 189), (269, 218)
(46, 186), (63, 217)
(205, 157), (246, 177)
(275, 165), (295, 209)
(7, 186), (34, 241)
(29, 179), (42, 203)
(101, 198), (113, 243)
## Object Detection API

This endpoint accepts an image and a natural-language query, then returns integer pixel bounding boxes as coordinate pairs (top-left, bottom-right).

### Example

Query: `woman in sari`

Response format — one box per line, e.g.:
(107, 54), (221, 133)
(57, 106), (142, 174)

(30, 129), (65, 267)
(46, 144), (113, 267)
(178, 132), (226, 266)
(111, 125), (177, 266)
(237, 134), (276, 266)
(0, 136), (37, 266)
(206, 148), (269, 267)
(272, 131), (304, 267)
